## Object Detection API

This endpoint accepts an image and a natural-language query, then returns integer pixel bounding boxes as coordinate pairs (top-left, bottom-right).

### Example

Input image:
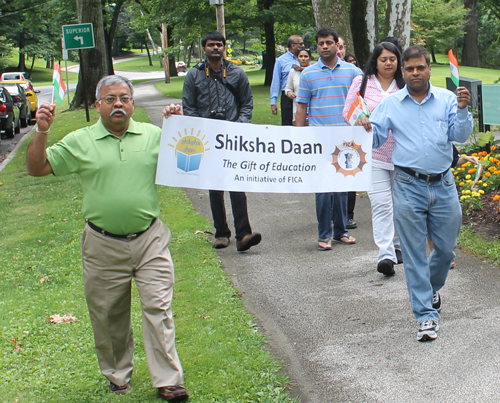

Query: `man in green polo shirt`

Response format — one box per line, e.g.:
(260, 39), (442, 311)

(26, 75), (188, 403)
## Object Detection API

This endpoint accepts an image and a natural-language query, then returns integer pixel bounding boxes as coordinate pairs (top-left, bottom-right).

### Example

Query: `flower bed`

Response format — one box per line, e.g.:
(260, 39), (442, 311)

(453, 145), (500, 215)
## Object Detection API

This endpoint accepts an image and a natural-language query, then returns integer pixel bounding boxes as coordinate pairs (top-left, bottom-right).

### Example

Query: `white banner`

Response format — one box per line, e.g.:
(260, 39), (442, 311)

(156, 115), (373, 193)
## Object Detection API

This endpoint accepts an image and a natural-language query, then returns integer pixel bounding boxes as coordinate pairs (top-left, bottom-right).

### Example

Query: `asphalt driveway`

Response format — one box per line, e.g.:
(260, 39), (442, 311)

(136, 80), (500, 403)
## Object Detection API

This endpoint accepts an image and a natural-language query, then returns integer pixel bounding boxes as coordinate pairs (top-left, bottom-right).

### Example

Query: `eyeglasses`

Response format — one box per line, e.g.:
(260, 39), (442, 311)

(100, 96), (132, 104)
(338, 44), (345, 50)
(294, 42), (305, 45)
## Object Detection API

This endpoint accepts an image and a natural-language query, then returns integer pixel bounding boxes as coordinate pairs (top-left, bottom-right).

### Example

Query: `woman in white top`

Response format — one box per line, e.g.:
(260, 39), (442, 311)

(342, 41), (405, 276)
(284, 47), (311, 123)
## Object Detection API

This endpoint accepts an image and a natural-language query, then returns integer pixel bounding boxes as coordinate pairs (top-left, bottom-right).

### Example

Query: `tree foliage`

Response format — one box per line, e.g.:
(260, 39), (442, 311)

(411, 0), (467, 61)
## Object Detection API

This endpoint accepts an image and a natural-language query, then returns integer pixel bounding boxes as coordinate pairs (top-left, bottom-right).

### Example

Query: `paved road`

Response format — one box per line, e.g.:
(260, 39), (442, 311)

(133, 80), (500, 403)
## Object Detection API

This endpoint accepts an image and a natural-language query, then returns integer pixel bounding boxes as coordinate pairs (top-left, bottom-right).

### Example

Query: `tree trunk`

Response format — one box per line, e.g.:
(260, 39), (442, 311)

(430, 45), (437, 63)
(311, 0), (353, 51)
(71, 0), (109, 110)
(350, 0), (376, 69)
(167, 26), (178, 78)
(262, 19), (275, 86)
(384, 0), (411, 49)
(461, 0), (481, 67)
(28, 56), (36, 79)
(105, 0), (125, 74)
(17, 30), (26, 72)
(258, 0), (275, 86)
(187, 41), (194, 67)
(145, 41), (153, 66)
(366, 0), (378, 51)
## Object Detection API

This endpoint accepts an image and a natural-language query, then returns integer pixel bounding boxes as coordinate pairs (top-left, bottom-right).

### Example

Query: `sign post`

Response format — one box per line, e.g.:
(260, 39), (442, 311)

(61, 38), (70, 105)
(62, 23), (95, 122)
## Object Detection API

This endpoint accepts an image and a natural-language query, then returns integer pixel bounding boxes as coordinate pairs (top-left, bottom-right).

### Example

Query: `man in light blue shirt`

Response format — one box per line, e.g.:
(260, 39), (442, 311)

(270, 34), (303, 126)
(369, 46), (473, 342)
(296, 28), (362, 251)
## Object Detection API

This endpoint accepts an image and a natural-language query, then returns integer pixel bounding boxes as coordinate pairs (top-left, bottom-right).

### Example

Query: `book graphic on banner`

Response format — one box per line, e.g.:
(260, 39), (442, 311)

(168, 128), (210, 173)
(177, 151), (203, 172)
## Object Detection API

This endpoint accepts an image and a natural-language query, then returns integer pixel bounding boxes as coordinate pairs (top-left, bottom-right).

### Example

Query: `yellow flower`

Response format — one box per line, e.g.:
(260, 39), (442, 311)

(466, 175), (471, 179)
(483, 183), (488, 187)
(453, 171), (458, 176)
(460, 196), (466, 200)
(479, 190), (485, 194)
(463, 190), (471, 194)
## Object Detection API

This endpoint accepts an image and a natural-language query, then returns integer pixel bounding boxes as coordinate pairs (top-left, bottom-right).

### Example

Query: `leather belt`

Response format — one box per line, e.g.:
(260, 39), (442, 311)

(396, 166), (449, 183)
(87, 218), (157, 240)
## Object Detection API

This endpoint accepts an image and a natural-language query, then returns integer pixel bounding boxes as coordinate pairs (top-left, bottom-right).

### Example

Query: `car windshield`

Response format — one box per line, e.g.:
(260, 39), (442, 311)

(1, 85), (19, 95)
(3, 74), (22, 80)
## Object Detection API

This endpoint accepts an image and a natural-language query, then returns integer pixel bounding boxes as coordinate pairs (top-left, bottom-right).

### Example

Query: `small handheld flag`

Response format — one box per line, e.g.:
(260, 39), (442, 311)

(52, 63), (66, 104)
(448, 49), (460, 87)
(471, 164), (484, 189)
(346, 92), (370, 126)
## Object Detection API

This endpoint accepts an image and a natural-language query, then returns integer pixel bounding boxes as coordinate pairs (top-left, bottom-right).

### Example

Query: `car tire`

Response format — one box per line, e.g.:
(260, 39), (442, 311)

(30, 109), (37, 124)
(21, 114), (28, 128)
(5, 121), (14, 139)
(15, 120), (21, 134)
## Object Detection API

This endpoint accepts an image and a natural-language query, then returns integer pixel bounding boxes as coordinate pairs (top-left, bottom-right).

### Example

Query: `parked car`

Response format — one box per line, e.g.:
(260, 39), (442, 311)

(175, 61), (187, 73)
(0, 87), (20, 138)
(0, 79), (39, 121)
(0, 72), (28, 81)
(0, 83), (30, 128)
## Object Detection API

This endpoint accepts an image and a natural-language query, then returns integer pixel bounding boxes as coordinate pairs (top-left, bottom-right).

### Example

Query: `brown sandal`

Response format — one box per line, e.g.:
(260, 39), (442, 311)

(333, 234), (356, 245)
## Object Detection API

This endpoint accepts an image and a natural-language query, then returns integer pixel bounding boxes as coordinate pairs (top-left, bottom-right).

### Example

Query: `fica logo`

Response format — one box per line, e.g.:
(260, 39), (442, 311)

(168, 128), (210, 172)
(331, 140), (367, 176)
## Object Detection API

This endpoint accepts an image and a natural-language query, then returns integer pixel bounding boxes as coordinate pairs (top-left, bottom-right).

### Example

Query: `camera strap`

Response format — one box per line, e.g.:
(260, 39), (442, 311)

(205, 60), (239, 102)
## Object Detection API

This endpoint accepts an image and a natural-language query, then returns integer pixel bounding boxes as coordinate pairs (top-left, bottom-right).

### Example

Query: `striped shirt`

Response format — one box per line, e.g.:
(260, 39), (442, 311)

(296, 57), (362, 126)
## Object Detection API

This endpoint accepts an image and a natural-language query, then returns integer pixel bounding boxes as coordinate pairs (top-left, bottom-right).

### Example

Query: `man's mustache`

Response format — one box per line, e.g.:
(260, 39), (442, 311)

(110, 108), (127, 116)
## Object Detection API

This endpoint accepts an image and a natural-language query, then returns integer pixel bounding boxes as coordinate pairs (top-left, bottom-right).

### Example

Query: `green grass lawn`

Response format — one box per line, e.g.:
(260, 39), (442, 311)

(114, 54), (165, 72)
(4, 54), (80, 86)
(0, 103), (297, 402)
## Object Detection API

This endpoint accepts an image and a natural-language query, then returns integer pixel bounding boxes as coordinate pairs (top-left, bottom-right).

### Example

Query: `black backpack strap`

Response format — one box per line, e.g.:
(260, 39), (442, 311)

(359, 74), (368, 98)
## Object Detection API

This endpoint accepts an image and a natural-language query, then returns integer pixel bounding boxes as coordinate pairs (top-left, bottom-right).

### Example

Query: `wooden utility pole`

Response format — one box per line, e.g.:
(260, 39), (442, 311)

(210, 0), (226, 37)
(161, 23), (170, 83)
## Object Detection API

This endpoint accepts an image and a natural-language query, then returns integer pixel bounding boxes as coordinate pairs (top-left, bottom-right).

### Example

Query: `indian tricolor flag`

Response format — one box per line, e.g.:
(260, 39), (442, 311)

(448, 49), (460, 87)
(52, 63), (66, 104)
(346, 92), (370, 126)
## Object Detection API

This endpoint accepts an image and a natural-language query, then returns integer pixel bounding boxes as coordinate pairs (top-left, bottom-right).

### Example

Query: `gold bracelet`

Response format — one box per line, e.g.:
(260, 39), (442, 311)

(35, 125), (50, 134)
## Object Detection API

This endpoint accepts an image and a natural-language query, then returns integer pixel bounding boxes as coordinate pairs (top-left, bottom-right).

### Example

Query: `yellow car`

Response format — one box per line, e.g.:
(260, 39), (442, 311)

(0, 79), (40, 120)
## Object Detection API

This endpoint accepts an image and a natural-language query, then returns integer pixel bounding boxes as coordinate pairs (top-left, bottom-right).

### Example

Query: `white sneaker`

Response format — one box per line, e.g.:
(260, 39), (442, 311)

(417, 320), (439, 342)
(432, 292), (442, 312)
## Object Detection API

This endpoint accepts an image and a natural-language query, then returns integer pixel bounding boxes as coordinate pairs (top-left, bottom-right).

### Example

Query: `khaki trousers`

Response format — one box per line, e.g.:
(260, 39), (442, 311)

(81, 218), (183, 387)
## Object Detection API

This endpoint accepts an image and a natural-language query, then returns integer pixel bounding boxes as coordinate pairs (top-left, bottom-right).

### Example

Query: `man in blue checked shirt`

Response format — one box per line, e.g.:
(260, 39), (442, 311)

(295, 27), (362, 252)
(270, 34), (304, 126)
(366, 45), (473, 342)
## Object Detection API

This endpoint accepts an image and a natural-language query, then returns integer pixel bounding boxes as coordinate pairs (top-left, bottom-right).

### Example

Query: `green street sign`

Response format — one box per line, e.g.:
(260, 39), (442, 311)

(62, 23), (95, 50)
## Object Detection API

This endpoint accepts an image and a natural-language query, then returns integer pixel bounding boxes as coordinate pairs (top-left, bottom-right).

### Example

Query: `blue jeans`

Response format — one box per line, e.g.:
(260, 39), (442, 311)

(315, 192), (348, 241)
(393, 169), (461, 323)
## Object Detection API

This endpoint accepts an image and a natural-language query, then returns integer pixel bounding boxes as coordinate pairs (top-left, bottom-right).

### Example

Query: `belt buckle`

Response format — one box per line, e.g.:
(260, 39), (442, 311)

(126, 233), (138, 241)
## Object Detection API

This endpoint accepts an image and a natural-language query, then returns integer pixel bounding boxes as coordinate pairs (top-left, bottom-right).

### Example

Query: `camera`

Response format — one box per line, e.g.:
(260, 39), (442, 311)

(210, 107), (227, 120)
